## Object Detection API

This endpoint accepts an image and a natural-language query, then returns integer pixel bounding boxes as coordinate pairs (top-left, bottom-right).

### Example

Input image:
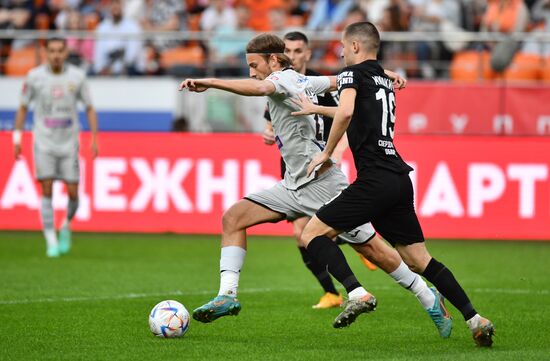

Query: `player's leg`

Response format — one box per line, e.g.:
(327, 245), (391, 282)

(59, 182), (78, 254)
(58, 152), (80, 254)
(193, 189), (287, 323)
(381, 173), (493, 346)
(294, 216), (342, 309)
(35, 149), (59, 257)
(397, 242), (494, 346)
(39, 179), (58, 258)
(301, 216), (377, 328)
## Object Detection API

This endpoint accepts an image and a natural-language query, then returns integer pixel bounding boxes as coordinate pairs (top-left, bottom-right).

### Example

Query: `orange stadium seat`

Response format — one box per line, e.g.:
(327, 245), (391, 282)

(160, 46), (205, 69)
(541, 57), (550, 83)
(5, 47), (40, 76)
(499, 53), (542, 82)
(450, 50), (493, 82)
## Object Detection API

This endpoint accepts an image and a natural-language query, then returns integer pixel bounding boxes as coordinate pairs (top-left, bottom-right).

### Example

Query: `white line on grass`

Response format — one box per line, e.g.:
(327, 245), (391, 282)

(0, 286), (548, 305)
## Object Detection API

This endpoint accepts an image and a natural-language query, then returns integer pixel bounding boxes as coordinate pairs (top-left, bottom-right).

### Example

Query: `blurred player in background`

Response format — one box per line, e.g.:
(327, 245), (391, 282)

(13, 37), (99, 258)
(262, 31), (376, 310)
(180, 34), (453, 339)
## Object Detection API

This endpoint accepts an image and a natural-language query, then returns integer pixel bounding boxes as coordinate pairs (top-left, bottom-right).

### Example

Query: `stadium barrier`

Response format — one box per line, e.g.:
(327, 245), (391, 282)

(1, 79), (550, 134)
(1, 132), (549, 241)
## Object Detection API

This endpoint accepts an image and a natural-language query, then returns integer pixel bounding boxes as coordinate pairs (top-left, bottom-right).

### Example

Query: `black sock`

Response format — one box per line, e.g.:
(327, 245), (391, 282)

(422, 258), (477, 320)
(306, 236), (362, 294)
(298, 246), (339, 295)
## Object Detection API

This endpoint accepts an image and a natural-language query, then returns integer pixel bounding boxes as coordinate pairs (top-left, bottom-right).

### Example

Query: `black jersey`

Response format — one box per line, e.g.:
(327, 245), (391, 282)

(337, 60), (412, 175)
(264, 68), (338, 142)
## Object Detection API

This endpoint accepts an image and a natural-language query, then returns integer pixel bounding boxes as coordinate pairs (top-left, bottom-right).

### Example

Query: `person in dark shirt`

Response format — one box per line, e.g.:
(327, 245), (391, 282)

(298, 21), (495, 347)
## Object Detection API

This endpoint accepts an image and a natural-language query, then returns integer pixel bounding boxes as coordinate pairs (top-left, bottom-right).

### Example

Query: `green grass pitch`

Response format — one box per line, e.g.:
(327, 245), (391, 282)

(0, 231), (549, 361)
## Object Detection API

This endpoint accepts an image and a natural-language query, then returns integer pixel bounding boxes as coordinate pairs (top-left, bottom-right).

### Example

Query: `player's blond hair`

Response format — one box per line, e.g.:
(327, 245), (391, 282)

(246, 34), (292, 68)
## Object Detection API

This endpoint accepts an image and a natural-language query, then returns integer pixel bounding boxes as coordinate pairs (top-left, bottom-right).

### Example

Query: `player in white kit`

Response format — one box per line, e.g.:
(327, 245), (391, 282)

(179, 34), (452, 337)
(13, 37), (99, 258)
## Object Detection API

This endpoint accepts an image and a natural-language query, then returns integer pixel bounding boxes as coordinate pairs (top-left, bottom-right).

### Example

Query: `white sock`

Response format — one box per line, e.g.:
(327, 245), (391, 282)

(348, 287), (369, 300)
(389, 261), (435, 310)
(218, 246), (246, 297)
(466, 313), (482, 330)
(41, 197), (58, 249)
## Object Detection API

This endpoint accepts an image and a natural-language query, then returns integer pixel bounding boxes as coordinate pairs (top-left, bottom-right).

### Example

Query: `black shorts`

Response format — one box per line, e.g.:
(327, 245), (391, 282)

(316, 168), (424, 247)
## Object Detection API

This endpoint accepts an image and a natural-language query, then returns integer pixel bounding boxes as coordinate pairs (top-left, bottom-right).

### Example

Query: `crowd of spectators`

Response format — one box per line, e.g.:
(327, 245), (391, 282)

(0, 0), (549, 80)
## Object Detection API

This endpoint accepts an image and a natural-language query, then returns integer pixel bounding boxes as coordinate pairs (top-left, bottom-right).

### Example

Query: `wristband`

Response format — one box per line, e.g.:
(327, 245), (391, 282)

(13, 130), (22, 145)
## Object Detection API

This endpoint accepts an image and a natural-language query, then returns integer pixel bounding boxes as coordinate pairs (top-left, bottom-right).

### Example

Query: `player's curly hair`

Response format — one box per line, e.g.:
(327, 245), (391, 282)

(246, 34), (292, 68)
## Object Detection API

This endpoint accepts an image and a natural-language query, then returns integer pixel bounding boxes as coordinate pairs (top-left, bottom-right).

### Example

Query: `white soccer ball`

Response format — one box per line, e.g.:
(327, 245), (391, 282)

(149, 300), (190, 338)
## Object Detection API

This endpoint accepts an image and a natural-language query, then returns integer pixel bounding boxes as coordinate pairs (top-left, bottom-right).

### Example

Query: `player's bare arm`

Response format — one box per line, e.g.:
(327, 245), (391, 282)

(87, 106), (99, 158)
(179, 78), (276, 97)
(13, 105), (28, 159)
(307, 88), (356, 176)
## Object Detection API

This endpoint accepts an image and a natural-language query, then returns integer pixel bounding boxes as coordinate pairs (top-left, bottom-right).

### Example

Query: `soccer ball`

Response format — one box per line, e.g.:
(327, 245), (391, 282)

(149, 300), (190, 338)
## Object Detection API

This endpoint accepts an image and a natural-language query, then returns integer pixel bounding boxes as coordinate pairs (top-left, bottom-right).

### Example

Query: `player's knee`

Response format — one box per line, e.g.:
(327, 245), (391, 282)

(221, 207), (242, 232)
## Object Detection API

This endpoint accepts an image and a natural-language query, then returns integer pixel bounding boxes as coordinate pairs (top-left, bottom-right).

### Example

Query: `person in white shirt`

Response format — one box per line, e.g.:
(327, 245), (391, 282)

(94, 0), (144, 75)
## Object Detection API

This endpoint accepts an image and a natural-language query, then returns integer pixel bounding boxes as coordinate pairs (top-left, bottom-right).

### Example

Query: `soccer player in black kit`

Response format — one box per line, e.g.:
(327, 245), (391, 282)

(298, 22), (495, 347)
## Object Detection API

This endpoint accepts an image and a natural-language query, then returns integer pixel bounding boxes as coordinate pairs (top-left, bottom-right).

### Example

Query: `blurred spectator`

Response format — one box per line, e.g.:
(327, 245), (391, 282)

(379, 2), (410, 75)
(481, 0), (529, 33)
(307, 0), (355, 31)
(410, 0), (463, 78)
(210, 4), (254, 76)
(0, 0), (33, 50)
(359, 0), (390, 25)
(269, 7), (287, 32)
(140, 0), (186, 50)
(316, 6), (367, 71)
(481, 0), (529, 72)
(94, 0), (144, 75)
(65, 9), (94, 71)
(239, 0), (286, 31)
(200, 0), (237, 32)
(522, 0), (550, 56)
(124, 0), (145, 23)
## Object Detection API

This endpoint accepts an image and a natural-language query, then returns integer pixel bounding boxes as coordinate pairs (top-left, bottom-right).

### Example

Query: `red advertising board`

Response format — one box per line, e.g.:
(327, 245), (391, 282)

(395, 82), (550, 135)
(0, 132), (549, 240)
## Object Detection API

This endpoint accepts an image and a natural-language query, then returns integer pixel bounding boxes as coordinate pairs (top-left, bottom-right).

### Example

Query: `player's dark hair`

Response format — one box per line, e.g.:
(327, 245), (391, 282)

(45, 37), (67, 48)
(344, 21), (380, 55)
(284, 31), (309, 45)
(246, 33), (292, 68)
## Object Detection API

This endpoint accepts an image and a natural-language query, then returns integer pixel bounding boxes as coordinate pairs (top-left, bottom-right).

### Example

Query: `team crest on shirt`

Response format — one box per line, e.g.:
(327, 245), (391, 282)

(68, 83), (77, 93)
(51, 85), (64, 98)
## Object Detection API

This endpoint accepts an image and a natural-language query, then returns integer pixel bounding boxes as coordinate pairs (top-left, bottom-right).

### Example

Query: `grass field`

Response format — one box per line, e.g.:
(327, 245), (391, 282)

(0, 231), (549, 361)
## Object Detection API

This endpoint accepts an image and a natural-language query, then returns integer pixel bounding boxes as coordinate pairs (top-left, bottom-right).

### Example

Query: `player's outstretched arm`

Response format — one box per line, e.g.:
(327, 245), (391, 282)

(384, 69), (407, 90)
(307, 88), (356, 176)
(179, 78), (276, 96)
(13, 105), (27, 159)
(291, 94), (337, 118)
(86, 106), (99, 158)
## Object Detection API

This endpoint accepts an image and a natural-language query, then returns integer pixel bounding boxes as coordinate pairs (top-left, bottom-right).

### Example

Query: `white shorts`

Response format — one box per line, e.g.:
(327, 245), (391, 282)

(245, 166), (376, 244)
(33, 146), (80, 183)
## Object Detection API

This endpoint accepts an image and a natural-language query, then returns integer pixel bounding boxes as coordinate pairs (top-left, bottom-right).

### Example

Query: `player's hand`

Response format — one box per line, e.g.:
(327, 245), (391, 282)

(384, 70), (407, 90)
(393, 74), (407, 90)
(291, 94), (317, 116)
(14, 144), (21, 160)
(263, 127), (275, 145)
(307, 151), (330, 177)
(178, 78), (209, 93)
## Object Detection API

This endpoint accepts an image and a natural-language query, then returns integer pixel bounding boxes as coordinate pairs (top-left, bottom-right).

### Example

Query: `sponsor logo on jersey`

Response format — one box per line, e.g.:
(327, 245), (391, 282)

(51, 86), (64, 98)
(337, 71), (354, 90)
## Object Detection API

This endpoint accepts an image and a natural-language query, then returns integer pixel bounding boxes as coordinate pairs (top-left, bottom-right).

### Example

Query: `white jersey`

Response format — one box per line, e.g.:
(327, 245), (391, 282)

(265, 69), (331, 190)
(20, 64), (92, 155)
